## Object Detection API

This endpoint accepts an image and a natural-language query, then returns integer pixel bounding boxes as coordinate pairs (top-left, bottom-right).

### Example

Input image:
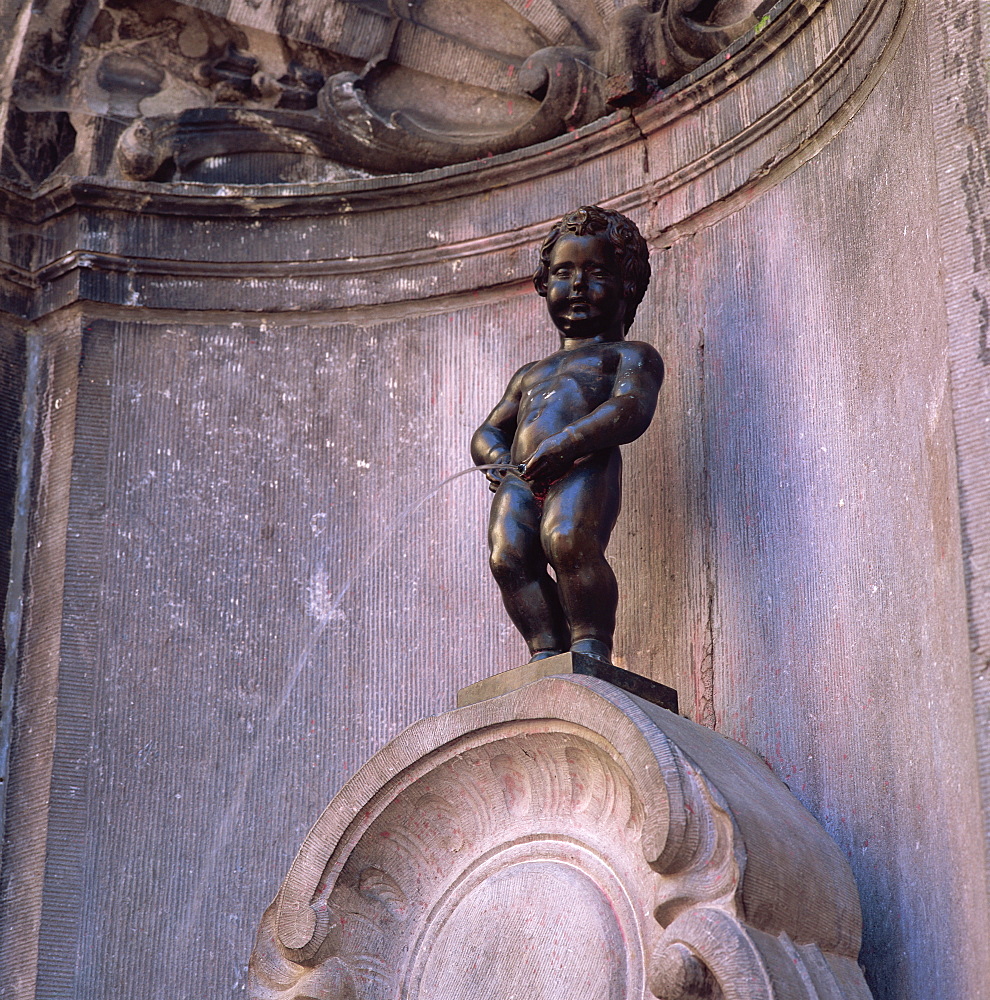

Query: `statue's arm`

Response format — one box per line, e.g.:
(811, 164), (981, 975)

(597, 342), (665, 446)
(521, 344), (663, 481)
(470, 363), (532, 468)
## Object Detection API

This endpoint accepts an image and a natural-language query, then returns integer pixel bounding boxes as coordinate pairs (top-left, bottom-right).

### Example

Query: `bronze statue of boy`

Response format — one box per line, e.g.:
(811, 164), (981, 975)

(471, 206), (663, 665)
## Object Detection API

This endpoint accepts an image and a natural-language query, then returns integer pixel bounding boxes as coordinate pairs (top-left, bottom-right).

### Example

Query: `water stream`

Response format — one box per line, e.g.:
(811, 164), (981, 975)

(181, 462), (515, 955)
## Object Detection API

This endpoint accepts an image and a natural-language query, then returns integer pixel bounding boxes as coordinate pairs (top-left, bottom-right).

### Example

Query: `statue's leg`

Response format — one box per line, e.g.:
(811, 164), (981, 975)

(540, 452), (621, 660)
(488, 477), (569, 657)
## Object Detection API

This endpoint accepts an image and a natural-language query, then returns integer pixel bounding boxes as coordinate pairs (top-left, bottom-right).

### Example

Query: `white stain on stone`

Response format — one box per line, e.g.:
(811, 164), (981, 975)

(307, 569), (346, 624)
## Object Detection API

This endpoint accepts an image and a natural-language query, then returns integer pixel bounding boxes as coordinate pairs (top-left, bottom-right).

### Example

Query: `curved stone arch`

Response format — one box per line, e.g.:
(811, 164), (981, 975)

(1, 0), (912, 322)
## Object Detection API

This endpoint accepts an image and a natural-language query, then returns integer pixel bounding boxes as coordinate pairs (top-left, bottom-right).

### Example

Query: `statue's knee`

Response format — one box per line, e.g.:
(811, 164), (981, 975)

(489, 544), (526, 582)
(542, 526), (594, 571)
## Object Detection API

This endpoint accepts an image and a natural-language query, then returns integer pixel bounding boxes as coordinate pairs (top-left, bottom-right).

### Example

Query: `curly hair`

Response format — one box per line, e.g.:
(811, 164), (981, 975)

(533, 206), (651, 331)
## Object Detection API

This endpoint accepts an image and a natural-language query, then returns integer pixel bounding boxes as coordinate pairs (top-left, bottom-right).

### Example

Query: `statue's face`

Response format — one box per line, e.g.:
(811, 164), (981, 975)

(545, 233), (627, 339)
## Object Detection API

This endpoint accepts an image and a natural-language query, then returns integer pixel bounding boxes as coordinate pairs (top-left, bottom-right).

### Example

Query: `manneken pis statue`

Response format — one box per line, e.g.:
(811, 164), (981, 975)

(471, 206), (663, 665)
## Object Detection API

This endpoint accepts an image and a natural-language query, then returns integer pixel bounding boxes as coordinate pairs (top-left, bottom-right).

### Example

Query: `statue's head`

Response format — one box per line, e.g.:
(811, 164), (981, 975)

(533, 206), (651, 332)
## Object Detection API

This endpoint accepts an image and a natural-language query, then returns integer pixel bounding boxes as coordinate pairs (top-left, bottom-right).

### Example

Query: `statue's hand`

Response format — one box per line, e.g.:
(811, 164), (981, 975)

(520, 432), (575, 485)
(484, 455), (515, 493)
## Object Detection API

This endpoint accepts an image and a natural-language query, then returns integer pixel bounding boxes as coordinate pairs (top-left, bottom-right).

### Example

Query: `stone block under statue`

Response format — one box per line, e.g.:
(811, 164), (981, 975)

(248, 671), (875, 1000)
(457, 651), (679, 713)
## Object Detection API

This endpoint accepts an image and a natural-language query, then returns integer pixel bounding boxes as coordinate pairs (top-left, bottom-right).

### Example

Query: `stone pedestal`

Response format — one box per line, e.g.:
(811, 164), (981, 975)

(456, 651), (679, 712)
(249, 674), (873, 1000)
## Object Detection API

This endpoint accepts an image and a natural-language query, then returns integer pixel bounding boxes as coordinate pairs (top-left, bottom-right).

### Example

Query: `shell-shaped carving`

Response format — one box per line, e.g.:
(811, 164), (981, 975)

(489, 753), (534, 816)
(358, 867), (408, 917)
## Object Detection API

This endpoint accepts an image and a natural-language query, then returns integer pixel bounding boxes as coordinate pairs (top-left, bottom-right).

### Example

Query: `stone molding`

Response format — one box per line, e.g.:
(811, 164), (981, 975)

(248, 675), (872, 1000)
(1, 0), (911, 321)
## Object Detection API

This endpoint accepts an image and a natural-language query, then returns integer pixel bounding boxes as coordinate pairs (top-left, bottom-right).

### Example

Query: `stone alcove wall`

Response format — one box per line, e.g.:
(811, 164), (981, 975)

(1, 0), (989, 999)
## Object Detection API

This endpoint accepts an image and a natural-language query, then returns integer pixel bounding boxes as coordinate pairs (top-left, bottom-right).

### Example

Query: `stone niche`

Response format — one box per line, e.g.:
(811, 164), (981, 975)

(4, 1), (990, 1000)
(249, 676), (872, 1000)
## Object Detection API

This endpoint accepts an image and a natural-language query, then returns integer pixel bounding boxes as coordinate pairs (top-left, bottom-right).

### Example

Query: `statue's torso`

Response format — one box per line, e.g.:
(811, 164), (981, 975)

(510, 340), (644, 463)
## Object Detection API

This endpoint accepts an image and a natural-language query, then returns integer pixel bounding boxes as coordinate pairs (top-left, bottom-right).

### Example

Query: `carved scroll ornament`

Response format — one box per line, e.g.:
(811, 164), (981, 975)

(101, 0), (772, 180)
(311, 45), (603, 176)
(248, 676), (873, 1000)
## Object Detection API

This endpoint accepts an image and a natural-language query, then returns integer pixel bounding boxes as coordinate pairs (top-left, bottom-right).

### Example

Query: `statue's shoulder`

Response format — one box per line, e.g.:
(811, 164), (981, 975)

(507, 358), (540, 383)
(618, 339), (664, 367)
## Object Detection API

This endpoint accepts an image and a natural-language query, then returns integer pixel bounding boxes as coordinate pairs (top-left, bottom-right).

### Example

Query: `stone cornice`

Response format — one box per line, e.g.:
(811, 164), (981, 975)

(1, 0), (912, 319)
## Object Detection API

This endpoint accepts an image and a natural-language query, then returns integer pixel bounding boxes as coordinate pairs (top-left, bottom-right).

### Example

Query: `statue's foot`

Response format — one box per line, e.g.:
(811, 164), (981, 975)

(529, 649), (565, 662)
(570, 639), (612, 664)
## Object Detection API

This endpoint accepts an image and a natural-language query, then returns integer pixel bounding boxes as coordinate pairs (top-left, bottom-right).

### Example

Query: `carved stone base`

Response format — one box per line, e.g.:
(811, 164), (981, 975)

(248, 675), (873, 1000)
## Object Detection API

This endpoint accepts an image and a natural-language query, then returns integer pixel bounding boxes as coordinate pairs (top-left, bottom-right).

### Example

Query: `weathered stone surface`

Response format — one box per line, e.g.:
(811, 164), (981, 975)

(928, 0), (990, 872)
